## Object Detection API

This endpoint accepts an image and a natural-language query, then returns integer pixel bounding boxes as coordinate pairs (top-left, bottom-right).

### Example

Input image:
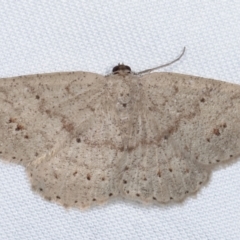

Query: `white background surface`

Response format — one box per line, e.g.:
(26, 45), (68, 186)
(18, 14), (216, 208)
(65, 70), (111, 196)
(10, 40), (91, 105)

(0, 1), (240, 240)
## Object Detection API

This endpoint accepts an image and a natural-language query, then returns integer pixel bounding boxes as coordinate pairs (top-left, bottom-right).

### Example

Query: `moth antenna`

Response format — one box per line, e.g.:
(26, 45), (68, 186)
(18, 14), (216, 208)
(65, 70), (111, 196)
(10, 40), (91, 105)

(136, 47), (186, 75)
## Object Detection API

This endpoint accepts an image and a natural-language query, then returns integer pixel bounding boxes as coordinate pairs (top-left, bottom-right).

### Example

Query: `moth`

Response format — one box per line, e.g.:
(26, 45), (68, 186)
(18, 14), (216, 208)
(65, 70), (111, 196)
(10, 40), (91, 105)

(0, 48), (239, 209)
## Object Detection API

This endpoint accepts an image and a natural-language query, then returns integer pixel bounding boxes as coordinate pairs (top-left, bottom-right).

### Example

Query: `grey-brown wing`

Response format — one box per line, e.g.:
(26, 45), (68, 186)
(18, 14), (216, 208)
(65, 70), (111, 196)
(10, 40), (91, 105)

(119, 72), (240, 204)
(142, 72), (240, 165)
(0, 71), (130, 209)
(0, 71), (105, 166)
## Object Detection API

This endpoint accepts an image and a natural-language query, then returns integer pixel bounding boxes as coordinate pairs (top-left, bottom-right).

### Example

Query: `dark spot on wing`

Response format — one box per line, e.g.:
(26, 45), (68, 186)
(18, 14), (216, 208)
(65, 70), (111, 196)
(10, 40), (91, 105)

(15, 124), (24, 131)
(45, 109), (51, 115)
(9, 118), (17, 123)
(213, 128), (220, 136)
(61, 119), (74, 133)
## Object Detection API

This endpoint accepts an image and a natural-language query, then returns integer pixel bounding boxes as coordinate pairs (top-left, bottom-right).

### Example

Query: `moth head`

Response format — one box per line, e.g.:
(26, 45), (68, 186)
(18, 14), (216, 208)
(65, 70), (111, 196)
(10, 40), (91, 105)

(112, 63), (132, 77)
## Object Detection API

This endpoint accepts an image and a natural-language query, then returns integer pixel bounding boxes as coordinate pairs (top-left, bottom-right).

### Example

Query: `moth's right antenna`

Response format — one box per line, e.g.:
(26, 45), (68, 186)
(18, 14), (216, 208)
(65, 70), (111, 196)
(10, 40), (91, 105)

(136, 47), (186, 75)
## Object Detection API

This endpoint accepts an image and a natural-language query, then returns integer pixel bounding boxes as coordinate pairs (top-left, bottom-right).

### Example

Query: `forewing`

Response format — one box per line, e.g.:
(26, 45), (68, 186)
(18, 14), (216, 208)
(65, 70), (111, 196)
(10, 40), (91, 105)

(141, 72), (240, 165)
(0, 71), (105, 166)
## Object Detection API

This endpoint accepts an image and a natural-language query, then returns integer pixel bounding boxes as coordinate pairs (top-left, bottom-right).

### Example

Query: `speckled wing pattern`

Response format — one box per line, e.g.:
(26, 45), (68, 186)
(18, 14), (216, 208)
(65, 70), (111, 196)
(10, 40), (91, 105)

(0, 70), (240, 209)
